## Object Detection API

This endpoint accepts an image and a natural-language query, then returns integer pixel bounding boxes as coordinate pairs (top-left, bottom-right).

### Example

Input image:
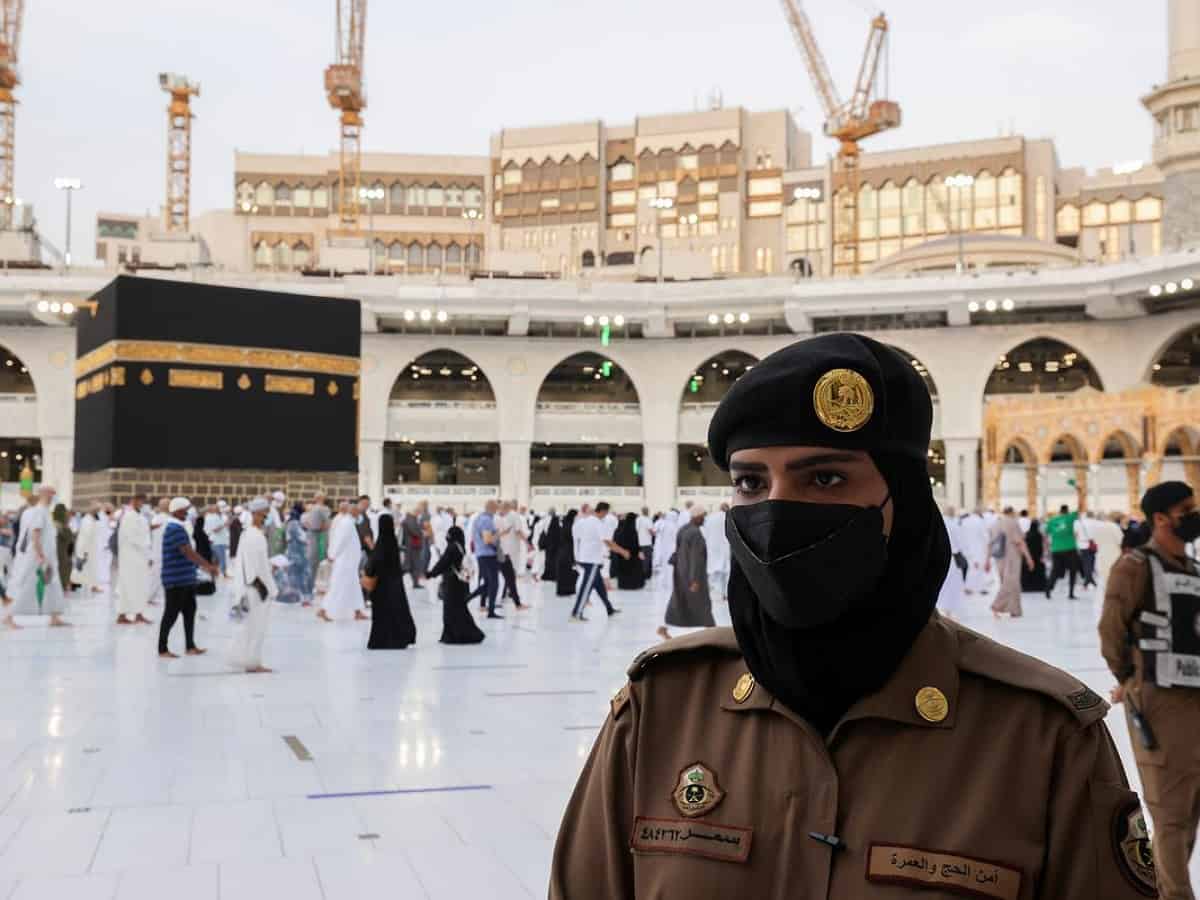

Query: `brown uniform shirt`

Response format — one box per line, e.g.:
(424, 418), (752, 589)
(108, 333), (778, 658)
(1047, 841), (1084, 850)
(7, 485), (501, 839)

(550, 614), (1155, 899)
(1099, 539), (1200, 778)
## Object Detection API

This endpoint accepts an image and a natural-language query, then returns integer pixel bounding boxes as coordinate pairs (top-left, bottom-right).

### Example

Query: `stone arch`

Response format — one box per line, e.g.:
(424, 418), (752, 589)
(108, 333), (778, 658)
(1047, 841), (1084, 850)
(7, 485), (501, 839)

(533, 350), (641, 407)
(991, 436), (1039, 514)
(1148, 322), (1200, 386)
(985, 336), (1103, 397)
(387, 348), (496, 403)
(1093, 429), (1141, 464)
(884, 344), (938, 398)
(1043, 432), (1089, 466)
(1000, 436), (1037, 464)
(679, 350), (758, 406)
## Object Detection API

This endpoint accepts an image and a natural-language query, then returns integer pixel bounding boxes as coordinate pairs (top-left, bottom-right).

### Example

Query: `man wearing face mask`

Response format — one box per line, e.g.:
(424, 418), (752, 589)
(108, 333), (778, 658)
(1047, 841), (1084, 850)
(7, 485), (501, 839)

(550, 333), (1154, 899)
(1101, 480), (1200, 900)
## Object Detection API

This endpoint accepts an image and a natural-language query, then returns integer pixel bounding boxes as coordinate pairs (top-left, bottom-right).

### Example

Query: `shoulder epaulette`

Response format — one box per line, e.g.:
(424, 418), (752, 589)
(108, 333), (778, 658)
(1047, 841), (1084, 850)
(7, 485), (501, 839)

(627, 626), (741, 681)
(953, 622), (1109, 727)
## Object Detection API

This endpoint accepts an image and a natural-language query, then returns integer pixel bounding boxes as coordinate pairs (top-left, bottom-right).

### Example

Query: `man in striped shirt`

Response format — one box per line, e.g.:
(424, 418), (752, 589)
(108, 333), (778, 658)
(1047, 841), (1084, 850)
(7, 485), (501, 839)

(158, 497), (220, 659)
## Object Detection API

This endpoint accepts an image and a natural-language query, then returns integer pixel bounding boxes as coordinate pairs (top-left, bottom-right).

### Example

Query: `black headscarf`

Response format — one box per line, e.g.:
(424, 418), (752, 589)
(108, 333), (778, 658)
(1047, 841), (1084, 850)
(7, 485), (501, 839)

(289, 502), (303, 522)
(614, 512), (639, 555)
(728, 452), (950, 734)
(370, 513), (402, 574)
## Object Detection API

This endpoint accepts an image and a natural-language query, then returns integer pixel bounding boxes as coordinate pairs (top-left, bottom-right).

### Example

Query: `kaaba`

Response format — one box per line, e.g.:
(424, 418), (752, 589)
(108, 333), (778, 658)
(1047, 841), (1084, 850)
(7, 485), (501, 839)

(72, 276), (361, 506)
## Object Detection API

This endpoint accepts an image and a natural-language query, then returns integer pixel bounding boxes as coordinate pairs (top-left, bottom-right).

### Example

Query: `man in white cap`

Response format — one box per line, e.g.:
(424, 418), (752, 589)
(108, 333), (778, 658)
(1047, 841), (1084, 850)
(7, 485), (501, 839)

(116, 493), (153, 625)
(205, 501), (230, 578)
(231, 498), (278, 673)
(5, 485), (70, 628)
(267, 490), (286, 555)
(158, 497), (218, 658)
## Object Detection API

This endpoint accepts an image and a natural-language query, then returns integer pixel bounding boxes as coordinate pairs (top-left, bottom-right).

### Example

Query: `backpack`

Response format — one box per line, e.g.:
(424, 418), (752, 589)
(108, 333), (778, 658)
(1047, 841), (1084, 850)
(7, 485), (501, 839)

(990, 532), (1006, 560)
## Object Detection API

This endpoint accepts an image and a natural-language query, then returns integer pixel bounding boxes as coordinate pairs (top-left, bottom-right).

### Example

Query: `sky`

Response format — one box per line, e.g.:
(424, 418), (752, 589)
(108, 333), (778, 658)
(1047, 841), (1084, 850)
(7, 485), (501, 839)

(20, 0), (1166, 263)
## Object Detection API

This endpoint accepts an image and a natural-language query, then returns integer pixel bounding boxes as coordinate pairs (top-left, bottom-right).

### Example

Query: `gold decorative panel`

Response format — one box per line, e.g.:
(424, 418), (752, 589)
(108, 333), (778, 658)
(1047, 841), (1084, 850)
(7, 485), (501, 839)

(168, 369), (224, 391)
(265, 374), (314, 396)
(76, 340), (360, 379)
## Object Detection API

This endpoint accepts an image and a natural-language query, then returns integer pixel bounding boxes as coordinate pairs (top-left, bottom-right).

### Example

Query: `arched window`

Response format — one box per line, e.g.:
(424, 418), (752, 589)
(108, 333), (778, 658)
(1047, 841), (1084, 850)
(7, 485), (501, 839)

(925, 177), (948, 234)
(407, 185), (425, 208)
(312, 185), (328, 208)
(1057, 204), (1080, 236)
(446, 243), (463, 265)
(1083, 201), (1108, 227)
(1109, 199), (1132, 224)
(610, 159), (635, 182)
(275, 184), (292, 204)
(407, 242), (423, 267)
(390, 183), (405, 211)
(1135, 196), (1163, 221)
(466, 244), (480, 266)
(446, 185), (464, 209)
(465, 186), (483, 209)
(973, 171), (997, 230)
(582, 249), (596, 268)
(254, 242), (271, 266)
(388, 241), (404, 261)
(293, 243), (311, 269)
(858, 183), (878, 240)
(427, 183), (445, 209)
(427, 244), (444, 269)
(274, 242), (292, 268)
(901, 178), (924, 237)
(294, 186), (311, 209)
(878, 181), (901, 239)
(255, 182), (274, 207)
(236, 182), (254, 208)
(997, 168), (1022, 228)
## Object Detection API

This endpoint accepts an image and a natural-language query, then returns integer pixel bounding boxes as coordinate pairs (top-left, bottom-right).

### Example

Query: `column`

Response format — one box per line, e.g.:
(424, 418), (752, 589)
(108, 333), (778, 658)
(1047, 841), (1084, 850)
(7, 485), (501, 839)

(39, 436), (74, 508)
(359, 438), (384, 501)
(643, 440), (678, 514)
(942, 437), (980, 511)
(1073, 464), (1090, 513)
(1024, 465), (1039, 516)
(1145, 455), (1164, 488)
(500, 440), (531, 506)
(1125, 462), (1142, 515)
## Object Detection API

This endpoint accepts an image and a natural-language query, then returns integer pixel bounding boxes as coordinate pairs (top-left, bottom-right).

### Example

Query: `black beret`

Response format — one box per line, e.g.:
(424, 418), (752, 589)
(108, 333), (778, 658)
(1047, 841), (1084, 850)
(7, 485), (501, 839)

(707, 333), (933, 470)
(1141, 481), (1194, 519)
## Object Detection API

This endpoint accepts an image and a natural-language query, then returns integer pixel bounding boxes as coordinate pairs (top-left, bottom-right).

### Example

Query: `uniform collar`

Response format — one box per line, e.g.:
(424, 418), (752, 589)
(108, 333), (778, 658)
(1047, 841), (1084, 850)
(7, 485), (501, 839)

(719, 615), (960, 739)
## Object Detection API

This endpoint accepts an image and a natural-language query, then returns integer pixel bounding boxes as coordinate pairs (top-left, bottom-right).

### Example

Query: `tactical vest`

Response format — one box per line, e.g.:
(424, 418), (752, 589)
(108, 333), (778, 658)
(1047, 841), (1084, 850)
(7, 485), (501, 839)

(1137, 550), (1200, 688)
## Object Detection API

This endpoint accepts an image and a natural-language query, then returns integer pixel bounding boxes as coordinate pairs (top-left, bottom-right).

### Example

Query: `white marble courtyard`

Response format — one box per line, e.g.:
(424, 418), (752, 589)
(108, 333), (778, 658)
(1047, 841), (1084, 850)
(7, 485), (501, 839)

(0, 576), (1192, 899)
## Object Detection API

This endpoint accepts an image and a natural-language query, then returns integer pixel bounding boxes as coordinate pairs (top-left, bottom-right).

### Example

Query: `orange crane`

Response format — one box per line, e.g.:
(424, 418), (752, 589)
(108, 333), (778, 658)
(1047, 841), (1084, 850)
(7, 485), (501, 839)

(779, 0), (900, 274)
(0, 0), (22, 231)
(159, 73), (200, 232)
(324, 0), (367, 228)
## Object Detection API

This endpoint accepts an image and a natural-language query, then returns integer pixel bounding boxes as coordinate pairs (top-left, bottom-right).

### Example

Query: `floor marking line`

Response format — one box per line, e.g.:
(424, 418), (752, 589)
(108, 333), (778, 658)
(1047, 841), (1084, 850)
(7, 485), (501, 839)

(307, 785), (493, 800)
(283, 735), (313, 761)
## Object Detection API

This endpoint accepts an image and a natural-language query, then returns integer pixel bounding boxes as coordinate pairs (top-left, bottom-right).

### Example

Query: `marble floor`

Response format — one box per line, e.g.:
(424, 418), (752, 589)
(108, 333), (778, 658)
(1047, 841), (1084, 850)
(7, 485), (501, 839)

(0, 573), (1192, 898)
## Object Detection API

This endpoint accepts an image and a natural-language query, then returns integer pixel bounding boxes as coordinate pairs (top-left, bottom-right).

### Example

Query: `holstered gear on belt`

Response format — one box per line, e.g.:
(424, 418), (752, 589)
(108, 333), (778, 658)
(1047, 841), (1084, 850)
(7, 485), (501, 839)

(1136, 548), (1200, 688)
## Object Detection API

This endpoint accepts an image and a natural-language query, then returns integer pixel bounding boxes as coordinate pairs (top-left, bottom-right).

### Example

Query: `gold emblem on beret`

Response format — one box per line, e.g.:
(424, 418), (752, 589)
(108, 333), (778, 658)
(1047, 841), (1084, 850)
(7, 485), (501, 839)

(732, 672), (755, 704)
(813, 368), (874, 433)
(915, 686), (949, 723)
(674, 762), (725, 818)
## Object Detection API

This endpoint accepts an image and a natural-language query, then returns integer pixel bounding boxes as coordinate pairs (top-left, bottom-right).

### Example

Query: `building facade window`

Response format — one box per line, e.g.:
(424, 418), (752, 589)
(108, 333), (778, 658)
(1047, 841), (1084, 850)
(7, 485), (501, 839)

(609, 189), (636, 208)
(1035, 175), (1047, 241)
(427, 244), (443, 269)
(1135, 196), (1163, 221)
(973, 171), (997, 229)
(610, 161), (635, 182)
(748, 176), (783, 197)
(998, 168), (1022, 228)
(294, 244), (311, 268)
(389, 183), (405, 211)
(503, 167), (521, 186)
(878, 181), (901, 240)
(427, 185), (445, 210)
(902, 178), (924, 237)
(748, 200), (783, 218)
(755, 246), (774, 273)
(465, 186), (483, 208)
(294, 186), (312, 210)
(407, 185), (425, 209)
(312, 186), (328, 208)
(1057, 203), (1080, 236)
(254, 242), (270, 266)
(255, 182), (273, 207)
(407, 243), (423, 268)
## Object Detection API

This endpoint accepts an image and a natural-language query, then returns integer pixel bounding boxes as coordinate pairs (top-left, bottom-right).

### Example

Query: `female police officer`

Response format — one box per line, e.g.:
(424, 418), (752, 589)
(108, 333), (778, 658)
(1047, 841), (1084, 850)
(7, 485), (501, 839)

(550, 333), (1155, 899)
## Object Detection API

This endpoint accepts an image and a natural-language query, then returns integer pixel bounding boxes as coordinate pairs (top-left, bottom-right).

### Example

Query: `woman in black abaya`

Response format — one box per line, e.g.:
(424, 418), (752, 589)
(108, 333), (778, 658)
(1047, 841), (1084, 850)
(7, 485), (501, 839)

(365, 514), (417, 649)
(427, 525), (485, 644)
(612, 512), (645, 590)
(1021, 519), (1047, 593)
(555, 509), (578, 596)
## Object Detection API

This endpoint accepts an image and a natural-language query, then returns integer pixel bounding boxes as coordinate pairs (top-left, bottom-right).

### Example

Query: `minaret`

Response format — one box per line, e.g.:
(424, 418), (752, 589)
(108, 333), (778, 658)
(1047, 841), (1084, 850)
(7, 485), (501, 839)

(1143, 0), (1200, 250)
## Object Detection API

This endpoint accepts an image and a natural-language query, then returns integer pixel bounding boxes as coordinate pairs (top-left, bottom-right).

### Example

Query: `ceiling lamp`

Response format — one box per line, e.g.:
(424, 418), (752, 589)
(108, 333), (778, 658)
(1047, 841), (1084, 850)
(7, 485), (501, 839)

(738, 312), (750, 324)
(723, 313), (735, 324)
(1001, 298), (1015, 312)
(435, 310), (448, 323)
(613, 314), (625, 327)
(1185, 278), (1196, 291)
(403, 309), (416, 322)
(707, 313), (719, 325)
(419, 309), (432, 322)
(967, 301), (980, 313)
(1149, 284), (1163, 297)
(984, 299), (998, 312)
(1165, 282), (1179, 294)
(583, 314), (595, 326)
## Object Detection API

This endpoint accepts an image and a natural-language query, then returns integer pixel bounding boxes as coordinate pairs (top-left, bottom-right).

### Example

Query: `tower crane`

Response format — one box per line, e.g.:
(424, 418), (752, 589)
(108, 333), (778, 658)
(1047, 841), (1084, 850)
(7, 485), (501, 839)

(779, 0), (900, 274)
(324, 0), (366, 228)
(0, 0), (22, 231)
(159, 73), (200, 232)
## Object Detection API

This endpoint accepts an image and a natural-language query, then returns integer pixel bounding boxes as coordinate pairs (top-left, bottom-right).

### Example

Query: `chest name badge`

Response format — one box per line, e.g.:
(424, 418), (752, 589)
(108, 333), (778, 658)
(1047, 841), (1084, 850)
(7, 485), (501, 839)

(867, 844), (1022, 900)
(631, 816), (752, 864)
(673, 762), (725, 818)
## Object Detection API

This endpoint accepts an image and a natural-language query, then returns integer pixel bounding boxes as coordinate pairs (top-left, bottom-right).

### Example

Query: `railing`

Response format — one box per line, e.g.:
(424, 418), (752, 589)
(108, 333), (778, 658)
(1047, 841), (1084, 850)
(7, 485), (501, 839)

(535, 402), (640, 415)
(677, 486), (731, 499)
(0, 394), (36, 404)
(531, 486), (645, 498)
(383, 484), (499, 498)
(388, 399), (497, 411)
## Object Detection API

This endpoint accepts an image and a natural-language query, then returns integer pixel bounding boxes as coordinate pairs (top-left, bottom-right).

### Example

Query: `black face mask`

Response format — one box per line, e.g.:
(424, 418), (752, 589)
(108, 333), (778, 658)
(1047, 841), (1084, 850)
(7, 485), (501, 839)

(726, 498), (890, 629)
(1173, 511), (1200, 543)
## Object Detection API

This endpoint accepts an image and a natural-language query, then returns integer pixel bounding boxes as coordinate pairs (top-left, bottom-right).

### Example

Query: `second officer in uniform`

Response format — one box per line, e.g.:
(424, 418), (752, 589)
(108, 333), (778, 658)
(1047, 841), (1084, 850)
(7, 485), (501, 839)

(551, 332), (1155, 899)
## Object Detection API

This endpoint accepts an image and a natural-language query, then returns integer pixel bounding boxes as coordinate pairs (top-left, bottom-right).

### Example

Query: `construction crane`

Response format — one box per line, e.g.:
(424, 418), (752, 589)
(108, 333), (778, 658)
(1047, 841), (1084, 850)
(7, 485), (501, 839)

(0, 0), (22, 231)
(779, 0), (900, 274)
(324, 0), (367, 228)
(159, 73), (200, 233)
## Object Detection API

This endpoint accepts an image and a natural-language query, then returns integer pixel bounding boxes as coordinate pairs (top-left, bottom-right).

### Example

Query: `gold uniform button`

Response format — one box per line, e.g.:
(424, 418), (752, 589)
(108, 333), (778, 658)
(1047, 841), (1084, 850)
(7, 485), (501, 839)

(915, 686), (949, 723)
(732, 673), (755, 704)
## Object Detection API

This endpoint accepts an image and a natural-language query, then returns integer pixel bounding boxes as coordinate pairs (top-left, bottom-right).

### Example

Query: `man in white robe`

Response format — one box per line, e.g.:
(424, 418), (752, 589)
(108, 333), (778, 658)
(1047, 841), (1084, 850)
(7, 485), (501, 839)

(116, 494), (153, 625)
(96, 504), (115, 588)
(318, 500), (367, 621)
(652, 511), (680, 598)
(230, 498), (279, 673)
(7, 486), (69, 627)
(703, 502), (731, 601)
(70, 505), (101, 595)
(147, 499), (170, 607)
(938, 507), (967, 620)
(960, 509), (991, 594)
